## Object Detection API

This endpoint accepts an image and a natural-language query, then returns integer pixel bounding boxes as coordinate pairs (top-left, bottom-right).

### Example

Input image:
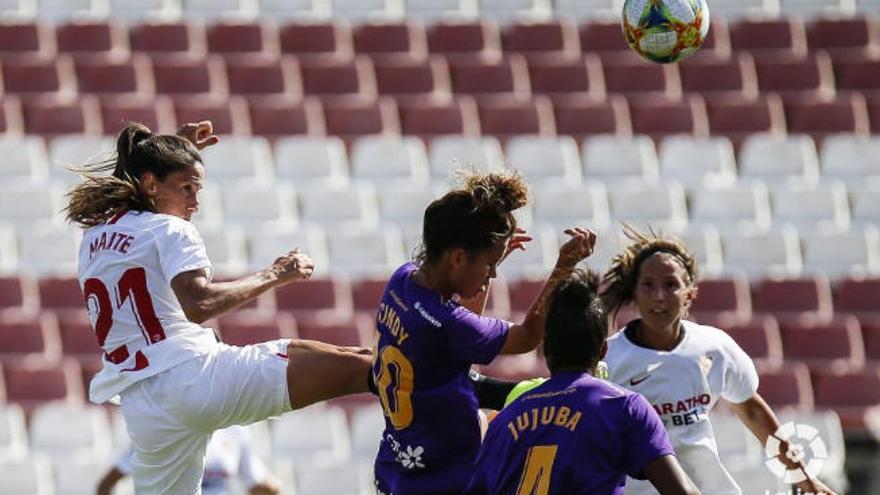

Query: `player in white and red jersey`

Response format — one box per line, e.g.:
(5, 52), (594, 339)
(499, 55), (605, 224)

(65, 121), (373, 494)
(600, 227), (836, 495)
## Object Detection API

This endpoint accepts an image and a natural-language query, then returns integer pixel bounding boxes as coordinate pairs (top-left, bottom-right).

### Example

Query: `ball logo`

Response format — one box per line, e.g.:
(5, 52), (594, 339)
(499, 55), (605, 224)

(764, 422), (828, 484)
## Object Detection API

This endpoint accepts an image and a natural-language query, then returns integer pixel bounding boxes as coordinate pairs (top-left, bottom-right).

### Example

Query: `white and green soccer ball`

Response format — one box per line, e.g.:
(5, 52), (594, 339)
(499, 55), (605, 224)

(622, 0), (710, 64)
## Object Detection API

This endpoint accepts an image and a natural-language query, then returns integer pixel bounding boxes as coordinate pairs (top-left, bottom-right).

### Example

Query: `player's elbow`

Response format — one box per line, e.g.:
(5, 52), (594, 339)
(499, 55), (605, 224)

(180, 300), (211, 324)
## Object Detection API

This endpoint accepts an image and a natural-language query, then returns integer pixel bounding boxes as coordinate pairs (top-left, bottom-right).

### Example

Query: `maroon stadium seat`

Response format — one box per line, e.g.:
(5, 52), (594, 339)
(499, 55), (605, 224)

(679, 52), (757, 98)
(22, 96), (101, 136)
(477, 95), (555, 139)
(398, 96), (480, 138)
(0, 312), (59, 361)
(552, 94), (631, 139)
(807, 17), (878, 53)
(206, 21), (276, 54)
(858, 316), (880, 362)
(274, 277), (353, 318)
(509, 278), (545, 314)
(225, 55), (302, 97)
(55, 20), (127, 54)
(100, 94), (176, 134)
(351, 277), (388, 313)
(722, 315), (783, 367)
(602, 58), (680, 98)
(130, 21), (206, 55)
(753, 52), (835, 98)
(38, 277), (85, 312)
(502, 19), (580, 60)
(353, 21), (427, 59)
(779, 315), (865, 368)
(868, 96), (880, 133)
(783, 94), (870, 143)
(628, 95), (709, 141)
(757, 362), (814, 411)
(3, 359), (83, 412)
(56, 312), (101, 360)
(151, 54), (227, 95)
(705, 94), (786, 146)
(813, 367), (880, 432)
(578, 21), (628, 54)
(690, 275), (752, 322)
(449, 54), (530, 97)
(833, 53), (880, 93)
(427, 20), (501, 60)
(74, 53), (152, 95)
(296, 314), (372, 347)
(322, 96), (399, 141)
(526, 54), (604, 99)
(300, 55), (376, 97)
(0, 275), (38, 314)
(0, 21), (54, 57)
(752, 277), (834, 320)
(279, 21), (353, 58)
(217, 313), (297, 346)
(695, 18), (732, 58)
(373, 55), (451, 99)
(173, 95), (249, 135)
(729, 17), (808, 55)
(835, 278), (880, 315)
(248, 96), (324, 138)
(2, 55), (76, 96)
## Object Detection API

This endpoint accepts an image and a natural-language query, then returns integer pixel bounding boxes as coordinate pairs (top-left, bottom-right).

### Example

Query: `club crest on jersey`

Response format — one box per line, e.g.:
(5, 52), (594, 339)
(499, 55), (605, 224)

(699, 354), (714, 378)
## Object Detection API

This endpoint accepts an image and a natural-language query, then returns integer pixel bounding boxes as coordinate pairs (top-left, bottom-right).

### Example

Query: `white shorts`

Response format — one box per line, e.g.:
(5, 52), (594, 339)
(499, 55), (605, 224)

(120, 339), (291, 494)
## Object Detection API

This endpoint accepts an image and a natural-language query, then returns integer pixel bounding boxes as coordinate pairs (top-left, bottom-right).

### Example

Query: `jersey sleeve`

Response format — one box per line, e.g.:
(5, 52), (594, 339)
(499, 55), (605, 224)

(720, 333), (760, 404)
(622, 393), (676, 480)
(446, 306), (510, 365)
(157, 217), (212, 284)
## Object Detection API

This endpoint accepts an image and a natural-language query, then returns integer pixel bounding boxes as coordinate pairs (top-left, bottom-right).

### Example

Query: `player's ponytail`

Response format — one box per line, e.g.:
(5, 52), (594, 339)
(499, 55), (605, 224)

(65, 122), (202, 228)
(417, 170), (529, 265)
(544, 269), (608, 373)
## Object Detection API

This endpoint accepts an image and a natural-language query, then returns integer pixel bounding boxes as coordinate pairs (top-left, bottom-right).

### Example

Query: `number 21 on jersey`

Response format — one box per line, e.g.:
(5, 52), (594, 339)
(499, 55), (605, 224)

(83, 266), (166, 347)
(375, 345), (415, 429)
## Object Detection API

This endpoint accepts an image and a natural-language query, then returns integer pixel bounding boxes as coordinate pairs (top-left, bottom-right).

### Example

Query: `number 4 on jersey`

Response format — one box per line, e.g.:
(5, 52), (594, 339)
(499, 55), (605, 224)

(516, 445), (558, 495)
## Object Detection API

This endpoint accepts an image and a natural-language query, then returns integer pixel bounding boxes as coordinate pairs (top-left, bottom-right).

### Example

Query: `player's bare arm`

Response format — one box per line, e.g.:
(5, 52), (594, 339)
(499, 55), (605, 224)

(642, 455), (701, 495)
(171, 250), (314, 323)
(500, 227), (597, 354)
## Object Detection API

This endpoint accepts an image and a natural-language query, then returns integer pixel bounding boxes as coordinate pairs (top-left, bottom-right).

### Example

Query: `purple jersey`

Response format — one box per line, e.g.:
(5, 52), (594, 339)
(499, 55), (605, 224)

(372, 263), (510, 495)
(465, 372), (675, 495)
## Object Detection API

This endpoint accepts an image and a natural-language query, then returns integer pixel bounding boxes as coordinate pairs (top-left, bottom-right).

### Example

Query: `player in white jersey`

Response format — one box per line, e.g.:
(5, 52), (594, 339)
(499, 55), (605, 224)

(600, 227), (836, 495)
(65, 121), (373, 494)
(98, 425), (278, 495)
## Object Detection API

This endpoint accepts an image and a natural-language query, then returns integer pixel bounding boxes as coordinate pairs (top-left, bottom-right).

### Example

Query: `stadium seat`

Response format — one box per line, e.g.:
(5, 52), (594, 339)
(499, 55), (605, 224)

(628, 95), (709, 141)
(16, 222), (81, 276)
(259, 0), (333, 20)
(812, 366), (880, 432)
(73, 53), (152, 95)
(721, 227), (802, 279)
(99, 94), (176, 134)
(476, 95), (555, 139)
(292, 462), (375, 495)
(274, 136), (349, 186)
(38, 276), (85, 312)
(37, 0), (108, 21)
(0, 312), (60, 362)
(808, 17), (878, 52)
(129, 21), (207, 55)
(720, 316), (784, 368)
(273, 275), (353, 320)
(607, 182), (689, 231)
(0, 404), (28, 459)
(753, 277), (834, 320)
(551, 94), (631, 139)
(526, 54), (604, 99)
(757, 362), (815, 410)
(835, 278), (880, 315)
(224, 56), (302, 97)
(296, 314), (372, 347)
(851, 185), (880, 227)
(404, 0), (477, 21)
(56, 312), (100, 360)
(322, 96), (400, 141)
(30, 403), (112, 461)
(738, 133), (821, 185)
(2, 55), (76, 96)
(298, 182), (380, 228)
(0, 180), (64, 227)
(54, 457), (126, 495)
(0, 136), (50, 181)
(780, 315), (865, 368)
(426, 19), (501, 60)
(352, 20), (428, 58)
(771, 181), (851, 231)
(174, 95), (251, 134)
(729, 17), (808, 55)
(658, 135), (737, 189)
(350, 135), (430, 183)
(0, 456), (54, 495)
(427, 135), (505, 180)
(0, 275), (39, 315)
(821, 134), (880, 185)
(325, 226), (405, 278)
(497, 225), (559, 280)
(3, 359), (83, 412)
(0, 97), (24, 136)
(22, 96), (102, 137)
(349, 402), (383, 460)
(375, 182), (439, 233)
(351, 276), (389, 313)
(0, 21), (55, 57)
(221, 180), (298, 226)
(697, 18), (733, 58)
(531, 182), (609, 231)
(206, 21), (276, 54)
(198, 136), (274, 181)
(501, 19), (580, 60)
(833, 52), (880, 94)
(477, 0), (552, 22)
(705, 94), (786, 146)
(860, 316), (880, 361)
(398, 96), (480, 138)
(373, 55), (451, 99)
(0, 224), (17, 275)
(753, 52), (835, 98)
(504, 135), (581, 185)
(784, 94), (871, 143)
(279, 20), (354, 58)
(675, 226), (725, 278)
(578, 20), (629, 54)
(246, 225), (331, 278)
(581, 134), (660, 184)
(55, 20), (128, 54)
(217, 313), (297, 345)
(109, 0), (181, 21)
(151, 54), (227, 95)
(449, 54), (531, 97)
(197, 224), (249, 276)
(601, 58), (681, 98)
(47, 134), (115, 183)
(711, 412), (763, 467)
(679, 52), (758, 98)
(248, 95), (323, 137)
(554, 0), (621, 20)
(690, 275), (752, 323)
(331, 0), (404, 20)
(182, 0), (257, 20)
(802, 227), (880, 278)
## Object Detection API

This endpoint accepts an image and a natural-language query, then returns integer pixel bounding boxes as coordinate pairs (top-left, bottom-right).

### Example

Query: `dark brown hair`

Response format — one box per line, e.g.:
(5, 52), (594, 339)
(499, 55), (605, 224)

(65, 123), (201, 228)
(544, 269), (608, 373)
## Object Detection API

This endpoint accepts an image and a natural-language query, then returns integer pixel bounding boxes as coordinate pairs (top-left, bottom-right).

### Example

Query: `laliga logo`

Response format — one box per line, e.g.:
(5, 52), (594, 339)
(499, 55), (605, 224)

(764, 422), (828, 484)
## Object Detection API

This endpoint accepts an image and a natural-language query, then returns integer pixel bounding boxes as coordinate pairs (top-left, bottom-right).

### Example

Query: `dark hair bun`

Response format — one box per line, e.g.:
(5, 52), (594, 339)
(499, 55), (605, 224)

(463, 171), (529, 213)
(554, 270), (601, 312)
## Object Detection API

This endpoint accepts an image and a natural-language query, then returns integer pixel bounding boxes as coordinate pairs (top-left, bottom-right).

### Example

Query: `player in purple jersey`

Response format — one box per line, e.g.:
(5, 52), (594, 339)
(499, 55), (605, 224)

(466, 270), (700, 495)
(371, 171), (597, 495)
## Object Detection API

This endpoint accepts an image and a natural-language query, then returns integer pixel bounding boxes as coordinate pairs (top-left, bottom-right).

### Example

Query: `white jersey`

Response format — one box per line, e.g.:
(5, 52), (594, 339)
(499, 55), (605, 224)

(605, 319), (759, 495)
(117, 425), (271, 494)
(77, 210), (219, 403)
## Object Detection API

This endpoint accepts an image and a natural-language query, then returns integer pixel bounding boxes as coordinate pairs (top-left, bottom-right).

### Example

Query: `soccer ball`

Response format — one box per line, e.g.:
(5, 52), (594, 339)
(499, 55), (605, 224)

(621, 0), (710, 64)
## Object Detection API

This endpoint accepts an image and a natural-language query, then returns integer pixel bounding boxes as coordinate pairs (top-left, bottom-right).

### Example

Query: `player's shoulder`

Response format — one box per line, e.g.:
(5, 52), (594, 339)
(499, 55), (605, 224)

(682, 319), (739, 348)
